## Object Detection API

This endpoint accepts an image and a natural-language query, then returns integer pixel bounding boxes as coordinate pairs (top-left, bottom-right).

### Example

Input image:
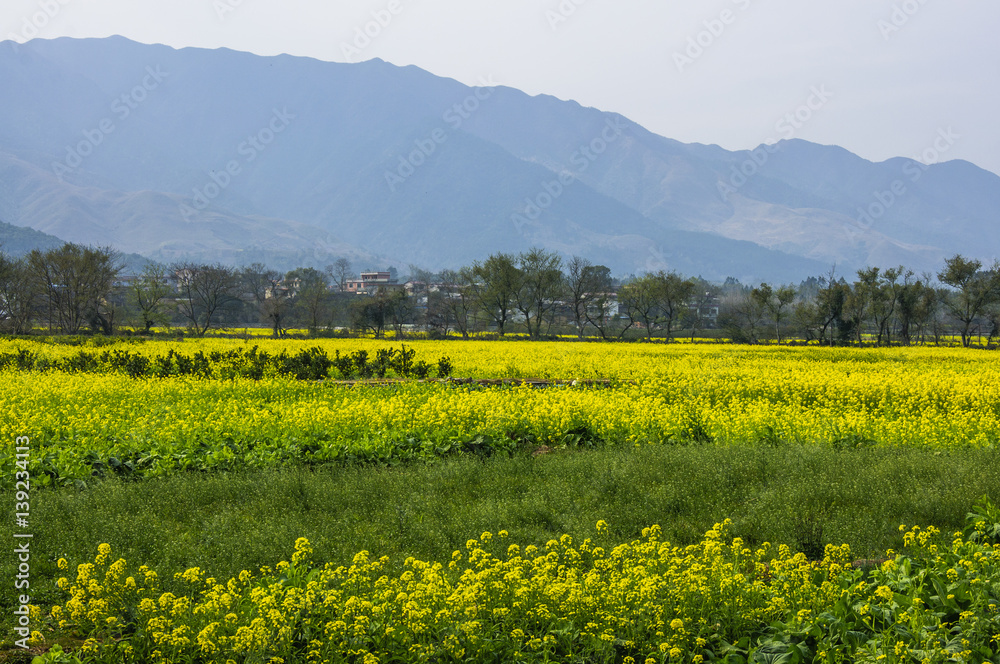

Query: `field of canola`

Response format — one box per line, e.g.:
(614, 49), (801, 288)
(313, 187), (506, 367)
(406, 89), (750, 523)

(2, 339), (1000, 484)
(5, 338), (1000, 662)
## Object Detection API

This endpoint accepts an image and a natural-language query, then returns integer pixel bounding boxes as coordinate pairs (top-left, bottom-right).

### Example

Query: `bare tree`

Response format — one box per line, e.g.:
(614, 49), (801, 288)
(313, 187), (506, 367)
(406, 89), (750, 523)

(174, 262), (240, 336)
(0, 252), (36, 335)
(286, 267), (332, 334)
(719, 286), (768, 344)
(28, 244), (123, 334)
(566, 257), (614, 339)
(386, 289), (414, 337)
(439, 267), (478, 339)
(683, 279), (720, 340)
(241, 263), (292, 337)
(586, 293), (628, 340)
(424, 288), (454, 336)
(619, 274), (659, 340)
(328, 258), (353, 293)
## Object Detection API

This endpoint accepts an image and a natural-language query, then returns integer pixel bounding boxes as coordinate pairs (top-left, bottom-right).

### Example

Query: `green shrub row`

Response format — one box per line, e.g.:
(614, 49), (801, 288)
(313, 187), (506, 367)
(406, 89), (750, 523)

(0, 345), (453, 381)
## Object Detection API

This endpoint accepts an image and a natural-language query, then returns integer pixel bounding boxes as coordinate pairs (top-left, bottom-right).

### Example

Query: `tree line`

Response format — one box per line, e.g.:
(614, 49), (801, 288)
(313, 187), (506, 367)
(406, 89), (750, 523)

(1, 243), (999, 347)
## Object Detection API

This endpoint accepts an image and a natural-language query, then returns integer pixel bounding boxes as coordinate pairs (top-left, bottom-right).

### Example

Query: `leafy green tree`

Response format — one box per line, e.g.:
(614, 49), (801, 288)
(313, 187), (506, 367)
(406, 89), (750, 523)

(471, 253), (521, 336)
(718, 284), (769, 344)
(619, 274), (660, 340)
(514, 248), (564, 339)
(619, 271), (695, 341)
(350, 288), (392, 338)
(129, 263), (172, 333)
(792, 299), (820, 342)
(842, 275), (871, 345)
(857, 266), (906, 346)
(653, 271), (695, 342)
(937, 254), (1000, 347)
(896, 273), (935, 345)
(762, 284), (796, 343)
(813, 270), (851, 345)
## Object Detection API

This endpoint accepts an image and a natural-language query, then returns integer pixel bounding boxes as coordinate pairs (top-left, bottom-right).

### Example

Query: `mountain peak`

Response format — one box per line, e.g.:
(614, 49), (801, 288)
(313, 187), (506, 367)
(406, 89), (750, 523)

(1, 37), (996, 279)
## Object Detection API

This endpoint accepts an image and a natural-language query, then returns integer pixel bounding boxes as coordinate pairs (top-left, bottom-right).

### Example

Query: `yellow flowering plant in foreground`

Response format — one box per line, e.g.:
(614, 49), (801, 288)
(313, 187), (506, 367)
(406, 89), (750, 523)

(38, 519), (1000, 663)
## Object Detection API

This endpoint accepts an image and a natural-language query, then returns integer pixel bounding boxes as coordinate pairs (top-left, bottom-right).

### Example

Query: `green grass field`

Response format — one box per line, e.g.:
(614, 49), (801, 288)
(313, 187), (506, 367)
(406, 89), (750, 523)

(4, 444), (998, 624)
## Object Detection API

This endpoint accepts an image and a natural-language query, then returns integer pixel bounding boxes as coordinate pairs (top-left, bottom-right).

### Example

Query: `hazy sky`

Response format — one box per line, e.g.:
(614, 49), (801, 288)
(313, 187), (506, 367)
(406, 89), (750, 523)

(4, 0), (999, 175)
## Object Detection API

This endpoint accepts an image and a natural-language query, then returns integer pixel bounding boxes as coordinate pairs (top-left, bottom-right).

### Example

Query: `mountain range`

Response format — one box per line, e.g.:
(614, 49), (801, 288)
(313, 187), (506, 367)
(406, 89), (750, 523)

(1, 36), (997, 282)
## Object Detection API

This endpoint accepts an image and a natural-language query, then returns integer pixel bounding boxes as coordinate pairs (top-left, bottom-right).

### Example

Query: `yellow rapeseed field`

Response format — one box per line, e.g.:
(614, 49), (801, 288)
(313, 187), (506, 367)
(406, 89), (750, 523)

(2, 340), (999, 482)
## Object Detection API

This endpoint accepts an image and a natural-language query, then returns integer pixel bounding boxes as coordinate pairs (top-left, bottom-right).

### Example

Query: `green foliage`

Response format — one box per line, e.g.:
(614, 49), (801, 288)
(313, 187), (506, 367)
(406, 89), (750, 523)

(31, 644), (82, 664)
(963, 495), (1000, 544)
(0, 344), (452, 382)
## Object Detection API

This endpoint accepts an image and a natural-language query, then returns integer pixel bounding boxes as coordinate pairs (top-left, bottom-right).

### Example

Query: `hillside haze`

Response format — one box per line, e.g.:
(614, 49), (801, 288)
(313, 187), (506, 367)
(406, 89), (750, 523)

(1, 36), (998, 280)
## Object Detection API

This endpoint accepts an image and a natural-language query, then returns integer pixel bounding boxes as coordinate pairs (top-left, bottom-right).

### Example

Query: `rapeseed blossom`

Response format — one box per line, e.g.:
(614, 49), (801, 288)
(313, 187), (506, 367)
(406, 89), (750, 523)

(3, 342), (998, 483)
(41, 521), (1000, 663)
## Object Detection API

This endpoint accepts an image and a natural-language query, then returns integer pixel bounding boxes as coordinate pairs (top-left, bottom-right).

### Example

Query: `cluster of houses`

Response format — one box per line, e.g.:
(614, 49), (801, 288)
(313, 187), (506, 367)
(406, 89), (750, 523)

(341, 271), (722, 328)
(113, 269), (721, 329)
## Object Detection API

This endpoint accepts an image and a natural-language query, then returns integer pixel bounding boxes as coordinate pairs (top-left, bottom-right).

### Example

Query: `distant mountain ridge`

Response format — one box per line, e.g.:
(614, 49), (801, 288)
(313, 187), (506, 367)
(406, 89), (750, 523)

(0, 36), (997, 281)
(0, 218), (65, 255)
